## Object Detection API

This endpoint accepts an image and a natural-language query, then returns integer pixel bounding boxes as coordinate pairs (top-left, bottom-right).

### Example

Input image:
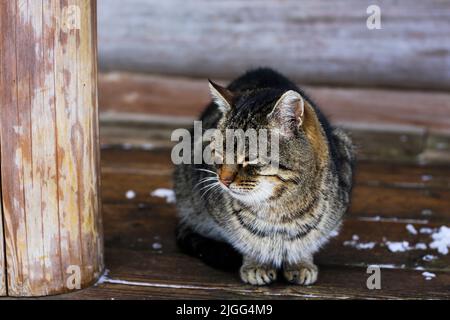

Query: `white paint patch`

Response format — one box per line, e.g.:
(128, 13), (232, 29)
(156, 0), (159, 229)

(125, 190), (136, 199)
(422, 271), (436, 280)
(151, 188), (176, 203)
(406, 224), (418, 235)
(429, 226), (450, 255)
(13, 125), (23, 135)
(123, 92), (140, 104)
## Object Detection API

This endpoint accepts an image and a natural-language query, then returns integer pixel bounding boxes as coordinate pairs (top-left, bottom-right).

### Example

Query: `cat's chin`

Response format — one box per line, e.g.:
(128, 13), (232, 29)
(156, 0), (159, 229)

(228, 181), (275, 206)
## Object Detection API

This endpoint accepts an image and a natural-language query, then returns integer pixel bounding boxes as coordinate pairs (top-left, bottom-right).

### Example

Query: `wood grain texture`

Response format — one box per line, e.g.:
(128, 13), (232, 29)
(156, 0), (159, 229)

(97, 0), (450, 90)
(0, 0), (103, 296)
(57, 147), (450, 300)
(98, 72), (450, 135)
(2, 147), (450, 299)
(0, 188), (5, 296)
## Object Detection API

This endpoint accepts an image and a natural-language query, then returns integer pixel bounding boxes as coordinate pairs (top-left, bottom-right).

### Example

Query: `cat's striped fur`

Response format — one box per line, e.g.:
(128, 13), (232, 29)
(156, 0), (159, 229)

(174, 68), (354, 285)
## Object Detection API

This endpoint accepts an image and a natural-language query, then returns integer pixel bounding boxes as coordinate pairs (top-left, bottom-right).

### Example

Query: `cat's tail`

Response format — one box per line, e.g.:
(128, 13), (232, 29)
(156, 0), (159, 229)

(175, 223), (242, 272)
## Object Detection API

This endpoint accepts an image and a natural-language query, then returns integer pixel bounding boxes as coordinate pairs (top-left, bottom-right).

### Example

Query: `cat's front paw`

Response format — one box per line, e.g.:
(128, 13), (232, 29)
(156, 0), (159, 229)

(239, 263), (277, 286)
(283, 262), (318, 286)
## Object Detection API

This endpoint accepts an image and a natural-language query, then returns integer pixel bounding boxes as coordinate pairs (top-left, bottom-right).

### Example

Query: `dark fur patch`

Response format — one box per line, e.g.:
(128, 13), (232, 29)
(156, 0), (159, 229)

(175, 224), (242, 271)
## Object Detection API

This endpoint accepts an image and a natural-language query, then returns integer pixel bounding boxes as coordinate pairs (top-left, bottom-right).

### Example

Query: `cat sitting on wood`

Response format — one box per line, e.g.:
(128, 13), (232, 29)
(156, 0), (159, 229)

(174, 68), (354, 286)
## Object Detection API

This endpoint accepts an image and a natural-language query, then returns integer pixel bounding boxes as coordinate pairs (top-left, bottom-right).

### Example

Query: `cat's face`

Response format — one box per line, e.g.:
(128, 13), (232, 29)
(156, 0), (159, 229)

(208, 80), (317, 206)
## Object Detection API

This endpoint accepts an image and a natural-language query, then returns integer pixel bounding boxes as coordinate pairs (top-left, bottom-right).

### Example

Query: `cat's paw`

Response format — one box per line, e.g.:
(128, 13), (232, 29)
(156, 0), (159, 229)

(283, 263), (318, 286)
(239, 264), (277, 286)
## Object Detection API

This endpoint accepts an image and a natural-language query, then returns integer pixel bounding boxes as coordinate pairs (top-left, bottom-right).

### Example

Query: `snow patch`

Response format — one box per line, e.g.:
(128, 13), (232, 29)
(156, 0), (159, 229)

(125, 190), (136, 199)
(343, 234), (376, 250)
(422, 254), (438, 262)
(419, 227), (434, 234)
(152, 242), (162, 250)
(429, 226), (450, 255)
(422, 271), (436, 280)
(386, 241), (411, 252)
(385, 241), (427, 252)
(330, 229), (339, 238)
(151, 188), (176, 204)
(406, 224), (418, 235)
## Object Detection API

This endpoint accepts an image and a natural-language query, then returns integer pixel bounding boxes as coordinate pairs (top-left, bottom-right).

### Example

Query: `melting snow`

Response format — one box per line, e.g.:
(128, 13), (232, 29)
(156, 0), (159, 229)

(415, 243), (427, 250)
(151, 188), (176, 203)
(152, 242), (162, 250)
(386, 241), (411, 252)
(125, 190), (136, 199)
(343, 235), (376, 250)
(330, 230), (339, 238)
(406, 224), (418, 235)
(429, 226), (450, 255)
(385, 241), (427, 252)
(422, 271), (436, 280)
(420, 227), (434, 234)
(423, 254), (438, 262)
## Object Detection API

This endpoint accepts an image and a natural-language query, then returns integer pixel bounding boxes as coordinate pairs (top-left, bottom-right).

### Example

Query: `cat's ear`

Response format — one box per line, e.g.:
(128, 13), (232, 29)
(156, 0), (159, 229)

(208, 79), (234, 113)
(268, 90), (304, 135)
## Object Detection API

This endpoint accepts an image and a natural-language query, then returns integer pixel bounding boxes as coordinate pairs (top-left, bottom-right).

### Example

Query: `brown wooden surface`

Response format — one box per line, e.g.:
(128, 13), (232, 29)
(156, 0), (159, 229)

(98, 72), (450, 135)
(97, 0), (450, 90)
(0, 0), (103, 296)
(0, 187), (5, 296)
(97, 72), (450, 165)
(15, 147), (446, 299)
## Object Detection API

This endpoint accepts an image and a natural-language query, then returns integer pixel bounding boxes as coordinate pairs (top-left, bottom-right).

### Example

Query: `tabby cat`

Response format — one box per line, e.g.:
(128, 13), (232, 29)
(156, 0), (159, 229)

(174, 68), (354, 285)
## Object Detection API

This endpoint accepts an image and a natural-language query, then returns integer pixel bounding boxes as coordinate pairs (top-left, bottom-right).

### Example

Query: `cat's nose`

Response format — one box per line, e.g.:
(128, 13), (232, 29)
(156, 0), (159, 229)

(219, 165), (237, 188)
(219, 177), (233, 187)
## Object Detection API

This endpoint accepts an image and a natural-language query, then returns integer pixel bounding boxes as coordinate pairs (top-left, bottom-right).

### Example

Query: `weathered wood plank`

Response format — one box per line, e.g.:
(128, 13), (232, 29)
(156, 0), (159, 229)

(98, 72), (450, 135)
(0, 0), (103, 297)
(97, 72), (450, 163)
(49, 264), (450, 300)
(0, 189), (5, 296)
(98, 0), (450, 90)
(100, 201), (450, 272)
(97, 147), (450, 275)
(99, 148), (450, 222)
(101, 148), (450, 190)
(5, 147), (450, 299)
(69, 252), (450, 300)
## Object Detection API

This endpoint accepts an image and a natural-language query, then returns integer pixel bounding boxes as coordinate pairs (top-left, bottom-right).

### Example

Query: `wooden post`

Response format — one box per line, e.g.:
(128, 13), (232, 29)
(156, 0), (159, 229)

(0, 187), (5, 296)
(0, 0), (103, 296)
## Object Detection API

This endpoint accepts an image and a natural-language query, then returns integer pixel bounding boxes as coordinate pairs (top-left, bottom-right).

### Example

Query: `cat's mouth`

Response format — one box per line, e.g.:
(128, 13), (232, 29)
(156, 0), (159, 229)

(227, 180), (276, 204)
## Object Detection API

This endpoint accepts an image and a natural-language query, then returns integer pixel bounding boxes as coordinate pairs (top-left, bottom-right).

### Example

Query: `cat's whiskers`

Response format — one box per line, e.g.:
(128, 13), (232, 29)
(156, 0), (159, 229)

(200, 181), (221, 200)
(194, 177), (219, 190)
(195, 168), (218, 176)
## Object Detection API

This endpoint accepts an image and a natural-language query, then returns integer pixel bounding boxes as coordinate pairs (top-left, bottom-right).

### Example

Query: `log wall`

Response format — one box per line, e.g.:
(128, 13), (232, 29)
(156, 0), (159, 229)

(97, 0), (450, 90)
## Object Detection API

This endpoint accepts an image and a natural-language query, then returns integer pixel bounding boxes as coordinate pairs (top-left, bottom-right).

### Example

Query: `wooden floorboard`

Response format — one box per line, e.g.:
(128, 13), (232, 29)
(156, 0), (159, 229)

(7, 147), (449, 299)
